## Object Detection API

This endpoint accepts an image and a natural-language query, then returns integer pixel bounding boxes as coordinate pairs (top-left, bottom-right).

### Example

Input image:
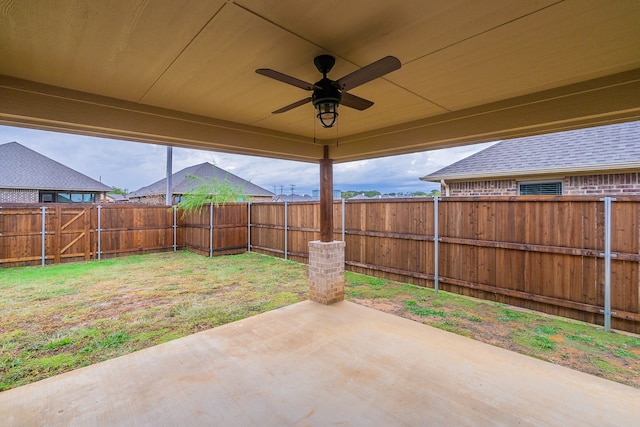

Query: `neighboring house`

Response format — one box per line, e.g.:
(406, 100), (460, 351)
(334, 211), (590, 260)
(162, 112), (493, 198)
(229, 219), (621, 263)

(420, 121), (640, 196)
(128, 162), (274, 204)
(272, 194), (315, 202)
(0, 142), (111, 203)
(349, 194), (371, 200)
(106, 193), (129, 203)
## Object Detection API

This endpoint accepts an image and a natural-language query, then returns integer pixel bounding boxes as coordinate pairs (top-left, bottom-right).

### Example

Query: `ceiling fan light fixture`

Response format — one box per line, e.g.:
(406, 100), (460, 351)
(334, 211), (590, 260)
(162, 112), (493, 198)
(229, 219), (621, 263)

(314, 97), (339, 128)
(256, 54), (400, 128)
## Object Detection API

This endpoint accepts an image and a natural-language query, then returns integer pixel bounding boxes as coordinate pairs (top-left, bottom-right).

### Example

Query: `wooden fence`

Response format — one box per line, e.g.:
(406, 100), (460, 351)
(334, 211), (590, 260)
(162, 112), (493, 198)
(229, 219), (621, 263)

(0, 203), (246, 268)
(2, 197), (639, 333)
(248, 197), (640, 333)
(181, 203), (247, 257)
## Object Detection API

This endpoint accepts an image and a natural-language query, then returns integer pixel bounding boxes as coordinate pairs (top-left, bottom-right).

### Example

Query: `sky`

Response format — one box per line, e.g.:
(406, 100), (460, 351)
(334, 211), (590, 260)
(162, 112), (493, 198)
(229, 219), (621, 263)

(0, 125), (496, 195)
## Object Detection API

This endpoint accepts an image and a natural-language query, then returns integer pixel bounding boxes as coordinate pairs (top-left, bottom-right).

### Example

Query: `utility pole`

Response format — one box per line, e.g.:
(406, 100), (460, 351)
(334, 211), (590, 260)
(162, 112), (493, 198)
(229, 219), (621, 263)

(166, 146), (173, 206)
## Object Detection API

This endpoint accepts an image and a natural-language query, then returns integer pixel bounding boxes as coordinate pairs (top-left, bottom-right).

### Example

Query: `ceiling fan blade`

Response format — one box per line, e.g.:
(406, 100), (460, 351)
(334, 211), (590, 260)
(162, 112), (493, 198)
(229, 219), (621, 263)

(334, 56), (401, 91)
(341, 92), (374, 110)
(272, 97), (312, 114)
(256, 69), (319, 91)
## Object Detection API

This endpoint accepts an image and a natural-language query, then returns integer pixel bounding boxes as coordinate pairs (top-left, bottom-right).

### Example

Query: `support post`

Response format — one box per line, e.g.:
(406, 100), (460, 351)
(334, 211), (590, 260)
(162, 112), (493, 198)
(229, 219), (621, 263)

(309, 240), (345, 305)
(320, 145), (333, 242)
(600, 196), (617, 331)
(308, 145), (344, 305)
(166, 146), (173, 206)
(41, 206), (46, 266)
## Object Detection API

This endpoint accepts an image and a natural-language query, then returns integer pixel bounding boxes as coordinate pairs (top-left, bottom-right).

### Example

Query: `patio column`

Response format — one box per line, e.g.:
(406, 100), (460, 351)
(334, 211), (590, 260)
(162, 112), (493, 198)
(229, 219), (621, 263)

(309, 145), (345, 304)
(320, 145), (332, 242)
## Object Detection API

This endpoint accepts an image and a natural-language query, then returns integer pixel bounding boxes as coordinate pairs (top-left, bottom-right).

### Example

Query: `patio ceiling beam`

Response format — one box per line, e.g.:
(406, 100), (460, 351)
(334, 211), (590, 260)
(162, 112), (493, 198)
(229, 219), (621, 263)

(331, 69), (640, 162)
(1, 69), (639, 164)
(0, 75), (324, 163)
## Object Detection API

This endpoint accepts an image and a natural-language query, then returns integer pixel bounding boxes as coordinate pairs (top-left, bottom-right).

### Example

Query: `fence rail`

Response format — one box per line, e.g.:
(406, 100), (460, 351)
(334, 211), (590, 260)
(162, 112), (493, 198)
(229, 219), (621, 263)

(1, 197), (639, 333)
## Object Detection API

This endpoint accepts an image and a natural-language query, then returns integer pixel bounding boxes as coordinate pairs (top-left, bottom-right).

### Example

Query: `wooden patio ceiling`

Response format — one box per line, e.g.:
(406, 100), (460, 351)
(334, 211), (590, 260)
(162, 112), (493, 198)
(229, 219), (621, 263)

(1, 0), (639, 163)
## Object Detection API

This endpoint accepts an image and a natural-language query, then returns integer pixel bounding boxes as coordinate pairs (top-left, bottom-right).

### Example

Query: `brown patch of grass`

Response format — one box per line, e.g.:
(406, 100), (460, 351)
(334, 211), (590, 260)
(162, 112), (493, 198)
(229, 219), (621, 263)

(344, 271), (640, 388)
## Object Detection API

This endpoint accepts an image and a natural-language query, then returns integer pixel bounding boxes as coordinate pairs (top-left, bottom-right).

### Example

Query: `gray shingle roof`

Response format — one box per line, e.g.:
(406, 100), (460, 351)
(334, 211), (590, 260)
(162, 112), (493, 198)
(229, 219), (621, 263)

(128, 162), (274, 198)
(0, 142), (112, 191)
(421, 121), (640, 181)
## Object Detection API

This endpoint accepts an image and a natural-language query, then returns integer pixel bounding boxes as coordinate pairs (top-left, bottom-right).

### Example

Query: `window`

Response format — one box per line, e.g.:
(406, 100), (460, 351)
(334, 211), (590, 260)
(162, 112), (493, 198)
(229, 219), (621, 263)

(518, 181), (562, 196)
(54, 192), (97, 203)
(40, 193), (54, 203)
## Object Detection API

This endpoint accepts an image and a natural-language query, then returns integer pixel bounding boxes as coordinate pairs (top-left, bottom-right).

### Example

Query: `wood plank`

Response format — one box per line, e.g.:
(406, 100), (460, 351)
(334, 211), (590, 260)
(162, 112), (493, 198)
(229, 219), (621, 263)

(53, 206), (61, 264)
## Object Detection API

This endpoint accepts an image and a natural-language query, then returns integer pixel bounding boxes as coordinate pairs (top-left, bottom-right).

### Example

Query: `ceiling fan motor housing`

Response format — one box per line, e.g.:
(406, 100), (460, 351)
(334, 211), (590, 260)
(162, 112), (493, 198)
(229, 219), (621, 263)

(312, 78), (341, 106)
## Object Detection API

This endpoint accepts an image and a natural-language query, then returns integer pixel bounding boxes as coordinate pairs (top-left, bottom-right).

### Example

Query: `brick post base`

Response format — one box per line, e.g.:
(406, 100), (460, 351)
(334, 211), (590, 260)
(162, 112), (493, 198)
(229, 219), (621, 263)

(308, 240), (345, 305)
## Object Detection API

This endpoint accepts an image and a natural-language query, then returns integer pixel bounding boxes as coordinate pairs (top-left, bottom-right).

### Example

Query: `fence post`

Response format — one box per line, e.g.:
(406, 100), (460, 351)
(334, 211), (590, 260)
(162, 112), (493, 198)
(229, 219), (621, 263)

(247, 202), (251, 252)
(433, 197), (439, 293)
(600, 196), (617, 332)
(341, 198), (346, 241)
(209, 202), (214, 258)
(97, 205), (102, 260)
(41, 206), (46, 266)
(284, 201), (288, 260)
(172, 205), (177, 252)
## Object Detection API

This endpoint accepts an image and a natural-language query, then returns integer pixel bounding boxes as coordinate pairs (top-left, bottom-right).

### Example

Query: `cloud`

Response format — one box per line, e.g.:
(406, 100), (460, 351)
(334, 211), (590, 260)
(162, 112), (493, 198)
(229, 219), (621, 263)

(1, 125), (495, 195)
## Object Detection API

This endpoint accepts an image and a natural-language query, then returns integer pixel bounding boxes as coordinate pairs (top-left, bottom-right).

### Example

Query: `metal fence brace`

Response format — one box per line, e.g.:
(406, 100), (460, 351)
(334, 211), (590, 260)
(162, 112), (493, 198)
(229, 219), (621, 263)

(97, 205), (102, 260)
(342, 198), (346, 242)
(433, 197), (440, 293)
(41, 206), (46, 266)
(209, 202), (214, 258)
(600, 197), (617, 332)
(247, 202), (252, 252)
(172, 205), (177, 252)
(284, 201), (288, 260)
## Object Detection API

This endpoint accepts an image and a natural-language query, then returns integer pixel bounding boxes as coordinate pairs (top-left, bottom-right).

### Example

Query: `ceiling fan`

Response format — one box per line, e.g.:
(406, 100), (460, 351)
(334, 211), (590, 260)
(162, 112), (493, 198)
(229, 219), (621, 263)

(256, 55), (401, 128)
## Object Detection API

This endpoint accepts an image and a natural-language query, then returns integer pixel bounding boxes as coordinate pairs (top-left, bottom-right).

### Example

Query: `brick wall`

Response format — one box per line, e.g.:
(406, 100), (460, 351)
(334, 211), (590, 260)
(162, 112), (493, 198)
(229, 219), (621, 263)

(443, 172), (640, 196)
(564, 172), (640, 195)
(308, 240), (345, 305)
(130, 195), (166, 205)
(0, 189), (39, 203)
(446, 179), (517, 196)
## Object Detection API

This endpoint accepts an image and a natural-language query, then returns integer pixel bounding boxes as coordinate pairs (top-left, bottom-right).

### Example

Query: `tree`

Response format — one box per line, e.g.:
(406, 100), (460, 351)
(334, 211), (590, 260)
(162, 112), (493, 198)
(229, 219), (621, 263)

(110, 186), (129, 195)
(176, 167), (251, 215)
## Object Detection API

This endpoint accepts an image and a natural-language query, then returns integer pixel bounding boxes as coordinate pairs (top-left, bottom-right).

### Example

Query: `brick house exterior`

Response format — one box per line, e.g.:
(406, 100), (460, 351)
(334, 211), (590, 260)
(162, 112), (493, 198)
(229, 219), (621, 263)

(0, 189), (40, 203)
(421, 122), (640, 196)
(0, 142), (111, 203)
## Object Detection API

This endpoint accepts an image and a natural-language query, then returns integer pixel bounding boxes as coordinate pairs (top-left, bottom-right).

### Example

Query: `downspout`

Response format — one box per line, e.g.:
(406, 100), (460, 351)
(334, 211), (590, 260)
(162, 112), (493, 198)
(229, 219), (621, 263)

(440, 179), (450, 197)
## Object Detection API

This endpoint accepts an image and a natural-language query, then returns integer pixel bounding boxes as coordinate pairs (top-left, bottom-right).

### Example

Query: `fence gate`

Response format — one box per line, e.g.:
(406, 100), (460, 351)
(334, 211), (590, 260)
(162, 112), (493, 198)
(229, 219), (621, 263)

(54, 206), (91, 263)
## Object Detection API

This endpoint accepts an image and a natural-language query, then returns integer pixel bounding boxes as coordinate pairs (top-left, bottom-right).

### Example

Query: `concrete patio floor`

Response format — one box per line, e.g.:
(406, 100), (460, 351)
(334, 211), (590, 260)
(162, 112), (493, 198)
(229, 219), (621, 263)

(2, 300), (639, 426)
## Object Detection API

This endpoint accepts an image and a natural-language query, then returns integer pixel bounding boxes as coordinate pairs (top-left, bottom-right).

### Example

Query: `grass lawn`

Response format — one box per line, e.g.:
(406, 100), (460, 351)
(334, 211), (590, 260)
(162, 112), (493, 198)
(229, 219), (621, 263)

(1, 251), (639, 391)
(0, 251), (308, 391)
